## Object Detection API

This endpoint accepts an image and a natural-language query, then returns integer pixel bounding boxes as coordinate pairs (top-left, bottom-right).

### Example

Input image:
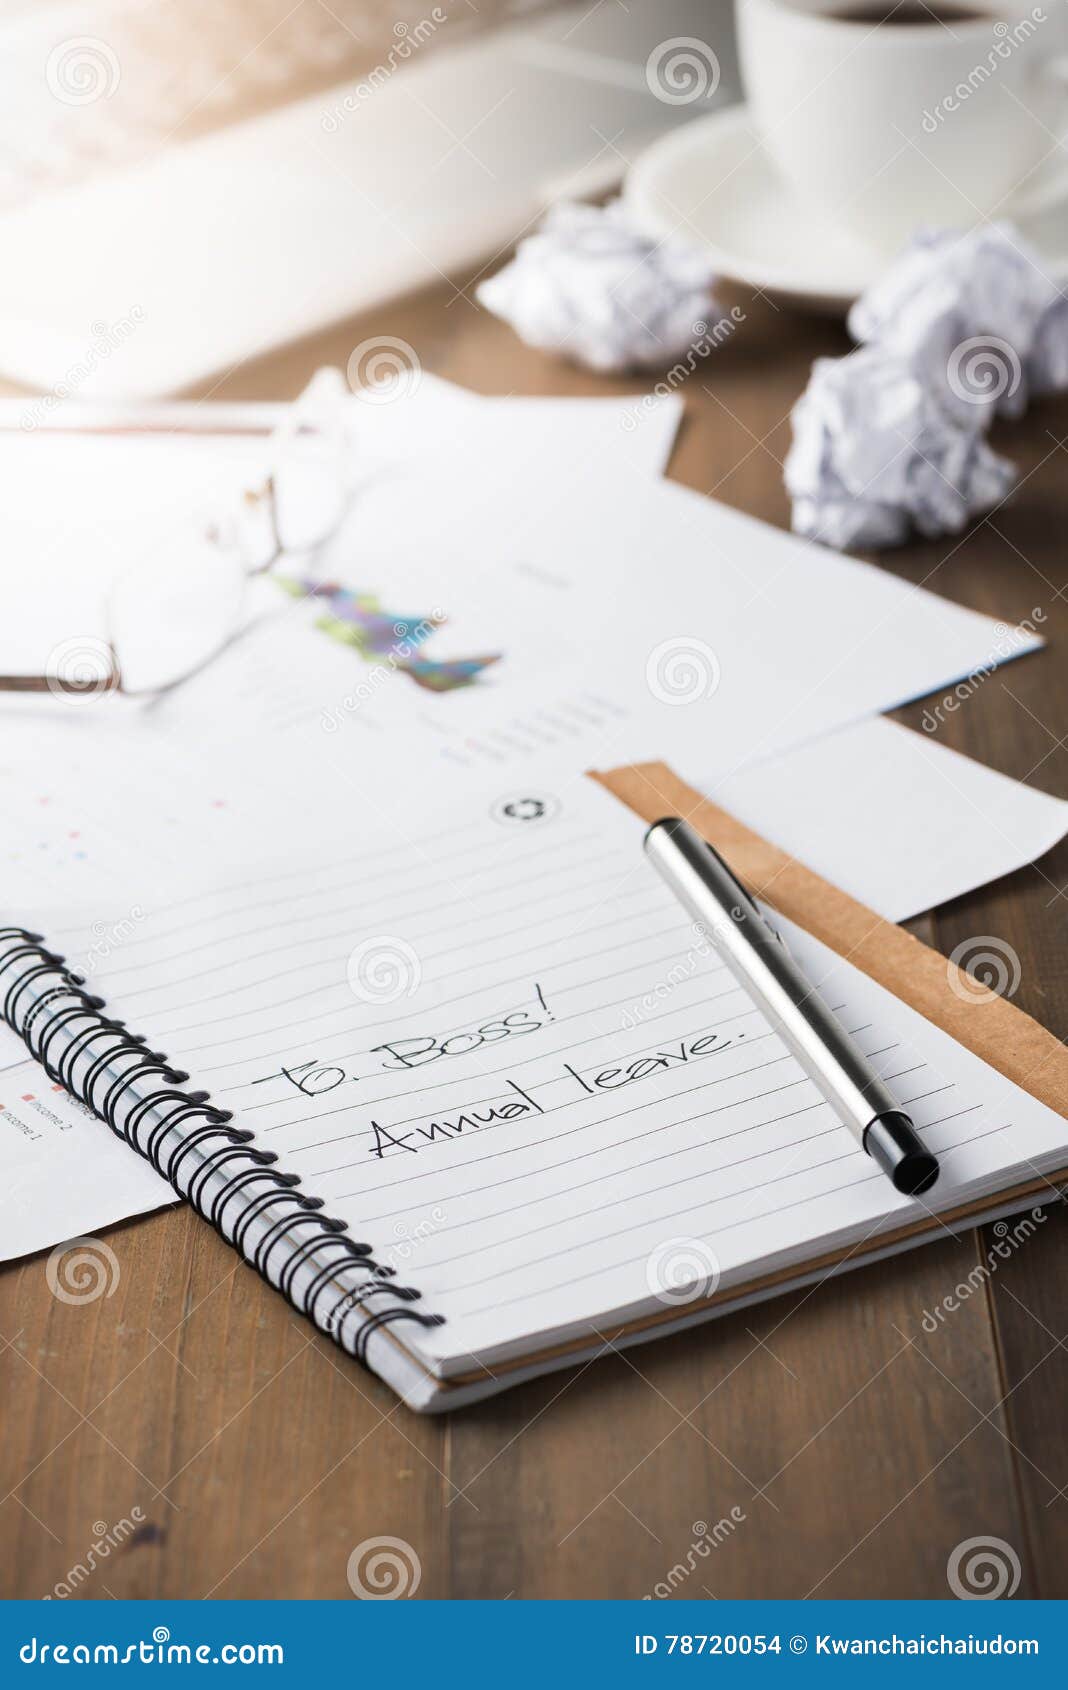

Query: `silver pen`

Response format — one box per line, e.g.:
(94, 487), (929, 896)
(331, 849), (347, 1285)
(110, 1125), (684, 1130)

(644, 817), (939, 1197)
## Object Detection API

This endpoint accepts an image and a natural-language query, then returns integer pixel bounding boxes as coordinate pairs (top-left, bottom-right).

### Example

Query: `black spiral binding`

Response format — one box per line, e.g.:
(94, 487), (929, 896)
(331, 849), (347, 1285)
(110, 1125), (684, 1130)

(0, 928), (445, 1365)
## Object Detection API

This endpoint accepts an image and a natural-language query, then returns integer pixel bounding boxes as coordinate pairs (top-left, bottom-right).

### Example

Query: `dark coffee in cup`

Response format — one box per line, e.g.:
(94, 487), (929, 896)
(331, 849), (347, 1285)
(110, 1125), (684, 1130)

(826, 5), (990, 23)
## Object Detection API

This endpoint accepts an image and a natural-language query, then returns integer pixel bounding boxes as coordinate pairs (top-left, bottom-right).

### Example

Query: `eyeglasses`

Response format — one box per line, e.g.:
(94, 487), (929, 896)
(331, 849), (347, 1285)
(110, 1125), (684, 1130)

(0, 368), (354, 702)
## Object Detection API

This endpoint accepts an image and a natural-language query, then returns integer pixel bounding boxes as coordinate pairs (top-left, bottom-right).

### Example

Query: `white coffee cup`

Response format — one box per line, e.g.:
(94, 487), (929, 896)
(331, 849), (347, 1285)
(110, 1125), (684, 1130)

(736, 0), (1068, 252)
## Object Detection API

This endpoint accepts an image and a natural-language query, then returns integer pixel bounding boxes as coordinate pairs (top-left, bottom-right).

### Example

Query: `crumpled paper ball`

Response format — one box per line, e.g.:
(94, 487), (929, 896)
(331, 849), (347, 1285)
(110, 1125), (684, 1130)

(476, 199), (721, 373)
(785, 345), (1017, 551)
(848, 223), (1068, 425)
(1027, 292), (1068, 398)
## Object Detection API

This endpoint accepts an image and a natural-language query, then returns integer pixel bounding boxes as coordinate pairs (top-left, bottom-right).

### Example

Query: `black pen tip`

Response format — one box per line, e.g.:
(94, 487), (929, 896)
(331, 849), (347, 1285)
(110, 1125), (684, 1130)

(892, 1149), (940, 1197)
(865, 1111), (939, 1197)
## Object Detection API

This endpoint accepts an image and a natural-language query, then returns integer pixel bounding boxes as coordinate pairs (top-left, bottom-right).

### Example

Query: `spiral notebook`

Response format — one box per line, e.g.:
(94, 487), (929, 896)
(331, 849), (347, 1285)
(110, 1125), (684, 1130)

(3, 765), (1066, 1412)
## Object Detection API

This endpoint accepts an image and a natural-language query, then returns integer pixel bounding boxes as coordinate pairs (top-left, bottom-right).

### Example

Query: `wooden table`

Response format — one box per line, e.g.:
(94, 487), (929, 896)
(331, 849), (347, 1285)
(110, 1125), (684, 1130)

(2, 278), (1066, 1601)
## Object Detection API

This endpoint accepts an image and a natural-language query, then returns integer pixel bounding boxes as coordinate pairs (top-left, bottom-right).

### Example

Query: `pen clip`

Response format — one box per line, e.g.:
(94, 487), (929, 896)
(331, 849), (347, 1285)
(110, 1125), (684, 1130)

(700, 838), (762, 919)
(701, 839), (787, 948)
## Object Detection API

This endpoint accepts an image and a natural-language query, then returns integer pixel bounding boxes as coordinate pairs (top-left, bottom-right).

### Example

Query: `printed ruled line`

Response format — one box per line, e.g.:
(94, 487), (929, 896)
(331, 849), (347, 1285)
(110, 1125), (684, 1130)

(242, 974), (745, 1114)
(331, 1063), (809, 1201)
(258, 985), (754, 1131)
(414, 1099), (978, 1277)
(43, 807), (492, 935)
(180, 927), (710, 1064)
(328, 1020), (867, 1202)
(149, 904), (692, 1041)
(101, 860), (648, 991)
(305, 1007), (770, 1169)
(78, 815), (593, 955)
(360, 1101), (984, 1236)
(114, 832), (614, 1000)
(326, 1030), (907, 1205)
(450, 1124), (1011, 1316)
(100, 828), (614, 983)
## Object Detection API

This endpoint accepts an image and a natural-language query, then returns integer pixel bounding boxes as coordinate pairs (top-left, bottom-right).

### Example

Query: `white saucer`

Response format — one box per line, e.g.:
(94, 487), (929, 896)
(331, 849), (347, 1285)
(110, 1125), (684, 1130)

(625, 105), (1068, 313)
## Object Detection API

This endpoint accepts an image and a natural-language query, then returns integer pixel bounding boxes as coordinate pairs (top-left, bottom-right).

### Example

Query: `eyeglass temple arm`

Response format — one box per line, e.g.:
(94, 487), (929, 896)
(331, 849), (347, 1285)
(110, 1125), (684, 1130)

(0, 650), (122, 694)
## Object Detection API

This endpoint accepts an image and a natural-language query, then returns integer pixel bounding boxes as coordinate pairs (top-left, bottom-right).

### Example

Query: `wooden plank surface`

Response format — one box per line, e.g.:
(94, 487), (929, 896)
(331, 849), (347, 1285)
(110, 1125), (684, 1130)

(1, 276), (1065, 1600)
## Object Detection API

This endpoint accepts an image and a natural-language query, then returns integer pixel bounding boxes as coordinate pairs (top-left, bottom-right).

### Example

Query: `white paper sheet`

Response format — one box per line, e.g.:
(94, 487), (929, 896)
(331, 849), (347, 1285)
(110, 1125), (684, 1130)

(0, 1058), (173, 1258)
(0, 377), (682, 678)
(706, 719), (1068, 923)
(138, 462), (1044, 792)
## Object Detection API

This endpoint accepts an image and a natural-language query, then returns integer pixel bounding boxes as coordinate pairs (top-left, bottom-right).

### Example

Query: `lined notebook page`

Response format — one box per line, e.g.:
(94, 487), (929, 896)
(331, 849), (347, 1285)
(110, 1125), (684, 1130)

(41, 780), (1068, 1373)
